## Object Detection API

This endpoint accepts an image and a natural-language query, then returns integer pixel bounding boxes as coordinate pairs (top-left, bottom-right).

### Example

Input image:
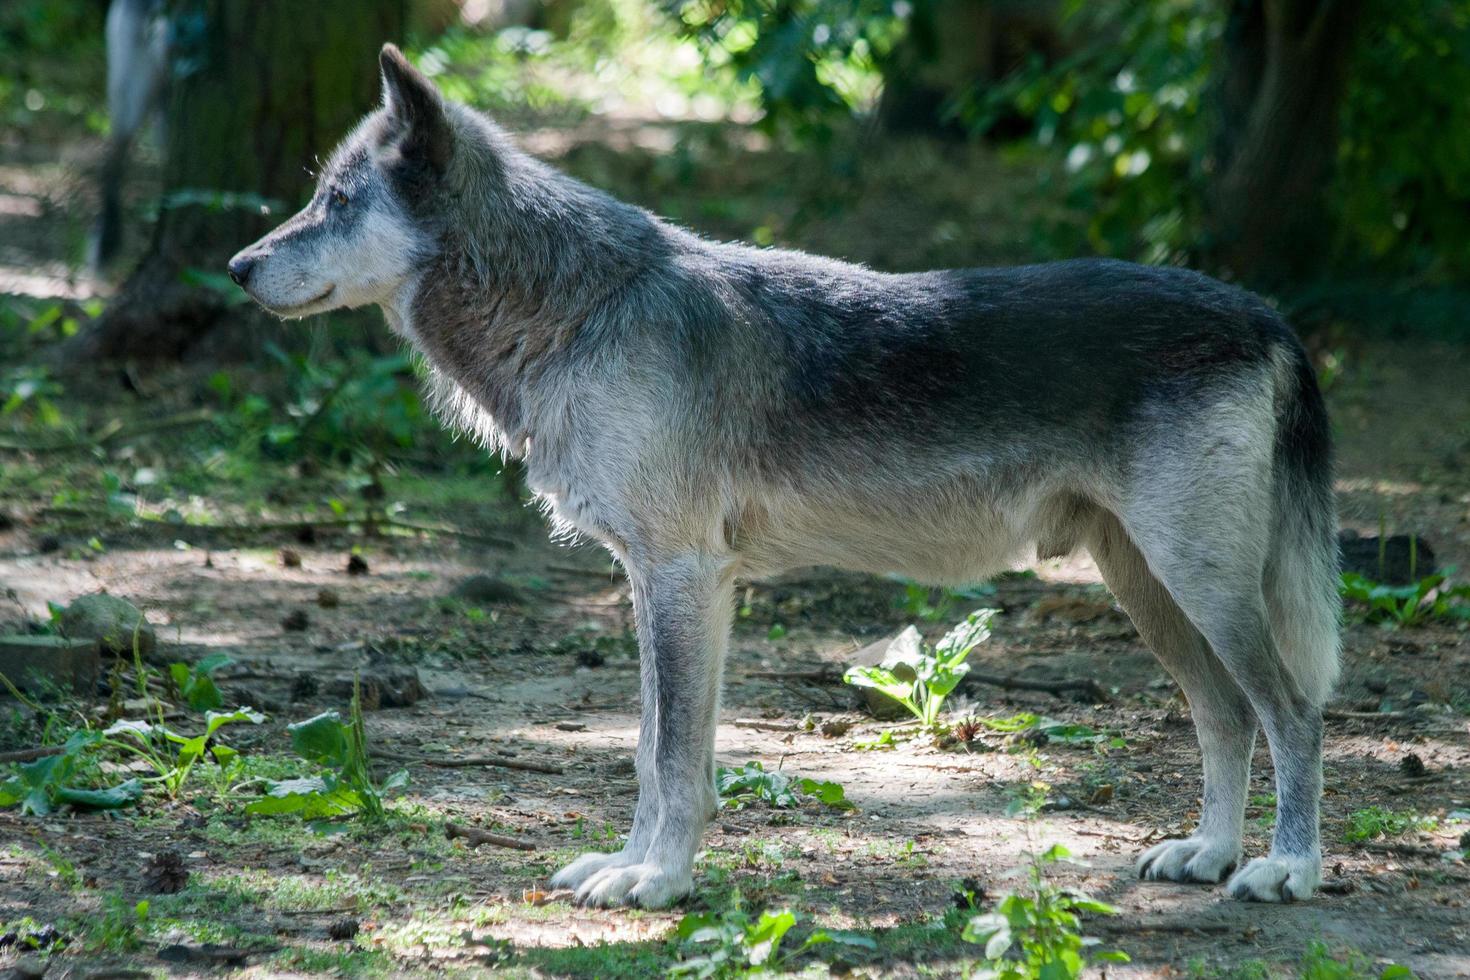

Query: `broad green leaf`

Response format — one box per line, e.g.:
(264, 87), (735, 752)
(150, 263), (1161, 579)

(55, 779), (144, 810)
(287, 712), (351, 766)
(204, 707), (264, 739)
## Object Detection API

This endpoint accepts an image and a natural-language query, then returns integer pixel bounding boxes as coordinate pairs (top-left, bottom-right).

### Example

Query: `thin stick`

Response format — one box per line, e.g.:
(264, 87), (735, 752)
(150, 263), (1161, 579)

(731, 718), (801, 733)
(0, 745), (65, 764)
(1324, 709), (1413, 722)
(961, 670), (1108, 703)
(1355, 841), (1451, 861)
(374, 751), (564, 775)
(446, 823), (536, 851)
(743, 668), (840, 683)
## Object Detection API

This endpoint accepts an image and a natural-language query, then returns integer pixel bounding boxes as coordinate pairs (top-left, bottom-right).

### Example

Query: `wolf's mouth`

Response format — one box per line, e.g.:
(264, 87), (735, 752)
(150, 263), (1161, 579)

(265, 284), (336, 317)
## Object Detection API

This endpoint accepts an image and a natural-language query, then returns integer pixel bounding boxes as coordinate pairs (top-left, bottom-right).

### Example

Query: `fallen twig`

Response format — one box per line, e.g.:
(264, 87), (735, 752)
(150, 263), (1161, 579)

(0, 745), (66, 764)
(1355, 841), (1453, 861)
(1095, 918), (1237, 935)
(743, 667), (841, 684)
(446, 823), (536, 851)
(731, 718), (801, 733)
(375, 751), (564, 775)
(1324, 709), (1414, 722)
(961, 670), (1108, 703)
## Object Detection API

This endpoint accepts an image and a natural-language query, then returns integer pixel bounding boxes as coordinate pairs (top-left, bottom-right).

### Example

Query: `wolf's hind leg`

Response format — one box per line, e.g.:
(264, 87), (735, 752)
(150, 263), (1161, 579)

(555, 552), (733, 909)
(1088, 512), (1255, 885)
(1121, 507), (1324, 902)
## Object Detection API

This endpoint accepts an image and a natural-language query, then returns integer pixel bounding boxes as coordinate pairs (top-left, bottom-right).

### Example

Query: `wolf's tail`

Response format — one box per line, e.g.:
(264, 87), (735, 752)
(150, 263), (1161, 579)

(1264, 330), (1341, 707)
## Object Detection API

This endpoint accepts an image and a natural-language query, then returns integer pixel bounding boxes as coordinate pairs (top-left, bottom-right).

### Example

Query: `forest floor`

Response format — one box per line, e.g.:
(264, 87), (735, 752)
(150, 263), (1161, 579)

(1, 117), (1468, 979)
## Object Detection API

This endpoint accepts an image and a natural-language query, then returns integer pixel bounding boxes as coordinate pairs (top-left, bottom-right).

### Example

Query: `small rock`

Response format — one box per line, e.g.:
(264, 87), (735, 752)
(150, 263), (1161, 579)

(328, 918), (360, 941)
(451, 574), (523, 605)
(316, 588), (340, 609)
(820, 718), (854, 738)
(1364, 675), (1388, 695)
(554, 722), (587, 732)
(281, 609), (310, 632)
(59, 593), (155, 658)
(1399, 753), (1427, 778)
(346, 554), (369, 576)
(280, 548), (302, 569)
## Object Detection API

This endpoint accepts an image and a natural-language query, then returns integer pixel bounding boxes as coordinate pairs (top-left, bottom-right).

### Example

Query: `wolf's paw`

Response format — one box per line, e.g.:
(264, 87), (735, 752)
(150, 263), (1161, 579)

(1226, 853), (1321, 902)
(573, 861), (692, 909)
(1136, 835), (1241, 884)
(550, 850), (637, 892)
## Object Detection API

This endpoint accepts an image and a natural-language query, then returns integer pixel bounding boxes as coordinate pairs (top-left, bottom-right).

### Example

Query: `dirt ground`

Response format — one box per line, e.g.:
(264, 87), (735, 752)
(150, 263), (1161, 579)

(1, 122), (1469, 979)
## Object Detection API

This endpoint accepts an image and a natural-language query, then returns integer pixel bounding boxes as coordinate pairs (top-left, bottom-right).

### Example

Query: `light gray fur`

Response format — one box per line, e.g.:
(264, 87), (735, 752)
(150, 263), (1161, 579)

(230, 45), (1342, 908)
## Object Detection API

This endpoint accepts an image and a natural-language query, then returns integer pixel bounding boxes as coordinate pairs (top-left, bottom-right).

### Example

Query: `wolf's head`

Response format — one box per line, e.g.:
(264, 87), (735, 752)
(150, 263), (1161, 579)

(227, 45), (468, 319)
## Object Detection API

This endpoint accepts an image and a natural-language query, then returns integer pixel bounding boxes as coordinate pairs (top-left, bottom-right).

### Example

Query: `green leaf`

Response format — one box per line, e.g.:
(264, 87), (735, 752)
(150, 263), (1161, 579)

(55, 778), (144, 810)
(842, 665), (913, 703)
(204, 707), (264, 739)
(245, 776), (362, 818)
(287, 712), (351, 767)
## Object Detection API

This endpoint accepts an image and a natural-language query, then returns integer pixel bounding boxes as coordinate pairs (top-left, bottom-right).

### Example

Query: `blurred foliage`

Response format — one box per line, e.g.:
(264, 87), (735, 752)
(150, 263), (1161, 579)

(950, 0), (1215, 266)
(670, 0), (910, 138)
(414, 0), (758, 126)
(1332, 0), (1470, 279)
(0, 0), (107, 134)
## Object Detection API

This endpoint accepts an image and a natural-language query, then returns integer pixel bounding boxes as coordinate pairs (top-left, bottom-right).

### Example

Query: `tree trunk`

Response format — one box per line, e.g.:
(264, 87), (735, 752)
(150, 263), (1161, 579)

(1205, 0), (1362, 285)
(879, 0), (1063, 137)
(72, 0), (406, 361)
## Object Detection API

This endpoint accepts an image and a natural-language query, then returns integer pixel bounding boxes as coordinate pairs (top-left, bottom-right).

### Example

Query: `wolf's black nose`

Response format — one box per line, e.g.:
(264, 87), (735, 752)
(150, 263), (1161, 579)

(227, 255), (255, 287)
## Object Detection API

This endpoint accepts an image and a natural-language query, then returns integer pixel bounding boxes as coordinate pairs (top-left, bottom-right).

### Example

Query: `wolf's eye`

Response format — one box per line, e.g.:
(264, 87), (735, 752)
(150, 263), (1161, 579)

(331, 188), (349, 207)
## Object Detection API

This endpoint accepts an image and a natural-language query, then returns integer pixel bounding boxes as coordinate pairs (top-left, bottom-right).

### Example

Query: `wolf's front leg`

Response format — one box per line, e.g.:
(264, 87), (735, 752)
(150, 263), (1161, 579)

(552, 552), (734, 908)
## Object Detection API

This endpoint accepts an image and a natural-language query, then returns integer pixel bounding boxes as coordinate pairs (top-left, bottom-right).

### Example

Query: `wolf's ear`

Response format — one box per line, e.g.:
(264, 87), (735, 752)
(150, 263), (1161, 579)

(379, 43), (452, 172)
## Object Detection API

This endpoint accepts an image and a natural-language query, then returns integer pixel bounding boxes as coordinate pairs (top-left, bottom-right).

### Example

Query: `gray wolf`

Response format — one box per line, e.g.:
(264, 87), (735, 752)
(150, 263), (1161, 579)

(229, 44), (1340, 908)
(91, 0), (169, 269)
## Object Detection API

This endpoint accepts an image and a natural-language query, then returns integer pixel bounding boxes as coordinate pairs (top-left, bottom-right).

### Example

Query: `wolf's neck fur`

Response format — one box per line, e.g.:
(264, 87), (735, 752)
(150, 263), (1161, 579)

(401, 113), (676, 458)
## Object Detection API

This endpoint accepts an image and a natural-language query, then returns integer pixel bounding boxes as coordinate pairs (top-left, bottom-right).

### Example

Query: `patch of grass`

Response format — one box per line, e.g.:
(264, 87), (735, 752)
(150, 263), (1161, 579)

(1342, 806), (1437, 843)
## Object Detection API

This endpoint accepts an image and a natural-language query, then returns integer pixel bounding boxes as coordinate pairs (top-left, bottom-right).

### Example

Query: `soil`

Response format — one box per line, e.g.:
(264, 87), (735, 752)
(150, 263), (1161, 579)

(1, 117), (1468, 979)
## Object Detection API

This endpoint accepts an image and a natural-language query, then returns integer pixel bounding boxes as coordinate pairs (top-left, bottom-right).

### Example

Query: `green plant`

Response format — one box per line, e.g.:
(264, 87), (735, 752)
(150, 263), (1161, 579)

(977, 713), (1127, 750)
(716, 761), (850, 811)
(1342, 806), (1437, 843)
(960, 843), (1129, 979)
(668, 895), (875, 977)
(1339, 569), (1470, 627)
(0, 730), (141, 816)
(96, 894), (149, 952)
(1299, 941), (1415, 980)
(169, 653), (234, 712)
(844, 609), (998, 730)
(896, 581), (998, 622)
(247, 680), (406, 825)
(99, 707), (263, 799)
